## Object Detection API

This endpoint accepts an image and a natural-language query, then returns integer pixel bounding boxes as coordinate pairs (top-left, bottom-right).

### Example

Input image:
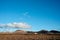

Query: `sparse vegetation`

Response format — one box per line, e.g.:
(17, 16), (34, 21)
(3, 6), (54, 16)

(0, 34), (60, 40)
(0, 30), (60, 40)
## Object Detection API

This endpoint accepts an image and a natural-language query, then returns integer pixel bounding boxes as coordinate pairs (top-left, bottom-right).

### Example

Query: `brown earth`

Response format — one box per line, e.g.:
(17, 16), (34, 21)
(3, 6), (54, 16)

(0, 34), (60, 40)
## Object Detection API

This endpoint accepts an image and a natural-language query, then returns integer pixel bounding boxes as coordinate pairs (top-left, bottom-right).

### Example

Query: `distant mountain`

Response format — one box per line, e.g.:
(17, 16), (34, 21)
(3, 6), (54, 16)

(0, 30), (60, 34)
(37, 30), (48, 34)
(49, 30), (60, 34)
(14, 30), (27, 34)
(37, 30), (60, 34)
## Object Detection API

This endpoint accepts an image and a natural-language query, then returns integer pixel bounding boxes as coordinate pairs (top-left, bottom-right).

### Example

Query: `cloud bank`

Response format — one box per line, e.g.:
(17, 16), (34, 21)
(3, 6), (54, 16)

(0, 22), (31, 28)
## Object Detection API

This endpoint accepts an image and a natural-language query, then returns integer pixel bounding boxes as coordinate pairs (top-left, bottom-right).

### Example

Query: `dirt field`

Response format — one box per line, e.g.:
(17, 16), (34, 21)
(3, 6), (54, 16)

(0, 34), (60, 40)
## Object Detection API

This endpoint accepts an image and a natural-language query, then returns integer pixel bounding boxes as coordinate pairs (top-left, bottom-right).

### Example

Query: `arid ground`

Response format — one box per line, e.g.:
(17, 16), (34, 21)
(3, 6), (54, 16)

(0, 34), (60, 40)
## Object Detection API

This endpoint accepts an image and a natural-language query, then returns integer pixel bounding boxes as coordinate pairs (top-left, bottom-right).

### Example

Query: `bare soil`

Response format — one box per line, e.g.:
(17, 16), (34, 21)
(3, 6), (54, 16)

(0, 34), (60, 40)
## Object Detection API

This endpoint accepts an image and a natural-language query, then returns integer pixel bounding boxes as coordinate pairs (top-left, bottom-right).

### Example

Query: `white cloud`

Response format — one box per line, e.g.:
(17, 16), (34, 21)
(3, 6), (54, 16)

(0, 22), (31, 28)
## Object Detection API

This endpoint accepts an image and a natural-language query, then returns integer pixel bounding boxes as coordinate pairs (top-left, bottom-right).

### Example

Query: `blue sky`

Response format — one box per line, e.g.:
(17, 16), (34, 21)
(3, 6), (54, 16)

(0, 0), (60, 32)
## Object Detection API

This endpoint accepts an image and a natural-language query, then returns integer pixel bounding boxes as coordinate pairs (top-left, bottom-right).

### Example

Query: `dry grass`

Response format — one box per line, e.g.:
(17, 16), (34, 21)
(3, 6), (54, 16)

(0, 34), (60, 40)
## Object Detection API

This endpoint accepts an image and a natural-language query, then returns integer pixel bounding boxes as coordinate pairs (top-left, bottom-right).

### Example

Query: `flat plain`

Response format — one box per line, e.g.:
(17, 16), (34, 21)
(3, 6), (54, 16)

(0, 34), (60, 40)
